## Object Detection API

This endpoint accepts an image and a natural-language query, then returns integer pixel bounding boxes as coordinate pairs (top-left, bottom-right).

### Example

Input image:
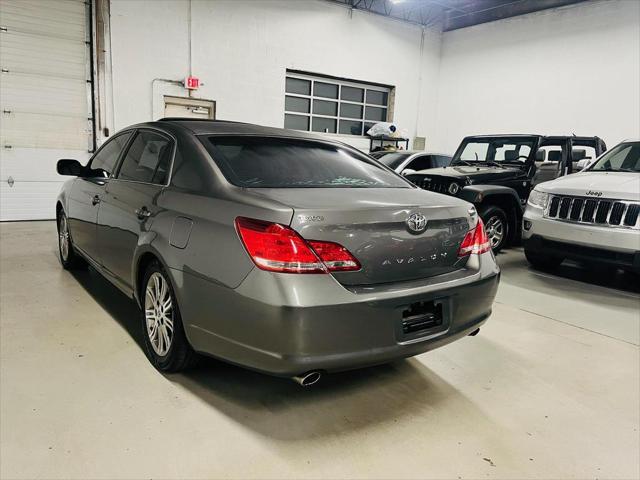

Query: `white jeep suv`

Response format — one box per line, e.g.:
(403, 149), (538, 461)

(523, 140), (640, 273)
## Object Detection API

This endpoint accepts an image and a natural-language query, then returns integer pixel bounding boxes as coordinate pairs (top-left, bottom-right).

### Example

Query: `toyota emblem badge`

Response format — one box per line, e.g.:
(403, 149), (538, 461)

(406, 213), (428, 234)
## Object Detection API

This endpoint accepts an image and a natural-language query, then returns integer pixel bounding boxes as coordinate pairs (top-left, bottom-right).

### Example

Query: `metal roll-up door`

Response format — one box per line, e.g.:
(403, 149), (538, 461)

(0, 0), (93, 221)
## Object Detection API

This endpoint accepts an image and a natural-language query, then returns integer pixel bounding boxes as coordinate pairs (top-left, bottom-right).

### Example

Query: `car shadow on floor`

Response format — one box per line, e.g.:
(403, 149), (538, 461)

(497, 247), (640, 295)
(170, 356), (468, 441)
(70, 266), (146, 349)
(69, 264), (480, 441)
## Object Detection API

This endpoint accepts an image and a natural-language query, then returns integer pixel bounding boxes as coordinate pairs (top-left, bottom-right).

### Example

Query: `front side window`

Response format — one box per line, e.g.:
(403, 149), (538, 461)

(87, 132), (132, 177)
(284, 72), (392, 137)
(406, 155), (434, 171)
(203, 136), (410, 189)
(571, 146), (597, 163)
(536, 145), (564, 164)
(590, 142), (640, 172)
(117, 130), (172, 184)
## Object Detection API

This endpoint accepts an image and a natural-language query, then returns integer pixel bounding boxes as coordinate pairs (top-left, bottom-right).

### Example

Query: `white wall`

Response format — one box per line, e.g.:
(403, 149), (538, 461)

(433, 0), (640, 153)
(109, 0), (441, 151)
(108, 0), (640, 155)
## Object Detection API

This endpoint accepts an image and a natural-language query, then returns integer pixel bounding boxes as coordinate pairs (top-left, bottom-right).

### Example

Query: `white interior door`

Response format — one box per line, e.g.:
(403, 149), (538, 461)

(0, 0), (92, 221)
(163, 96), (215, 120)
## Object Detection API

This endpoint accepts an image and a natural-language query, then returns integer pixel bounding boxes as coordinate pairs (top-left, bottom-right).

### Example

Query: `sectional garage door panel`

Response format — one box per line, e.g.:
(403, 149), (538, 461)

(0, 0), (87, 39)
(1, 109), (89, 151)
(0, 0), (92, 221)
(1, 148), (88, 183)
(0, 27), (87, 79)
(0, 181), (66, 221)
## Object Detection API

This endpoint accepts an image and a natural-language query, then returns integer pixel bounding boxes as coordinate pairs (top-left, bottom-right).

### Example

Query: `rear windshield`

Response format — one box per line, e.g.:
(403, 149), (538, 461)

(203, 136), (410, 188)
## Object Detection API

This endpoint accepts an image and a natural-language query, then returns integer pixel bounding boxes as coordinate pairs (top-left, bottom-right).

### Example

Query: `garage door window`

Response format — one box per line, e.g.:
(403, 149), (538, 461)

(284, 72), (392, 137)
(87, 133), (132, 178)
(117, 131), (173, 185)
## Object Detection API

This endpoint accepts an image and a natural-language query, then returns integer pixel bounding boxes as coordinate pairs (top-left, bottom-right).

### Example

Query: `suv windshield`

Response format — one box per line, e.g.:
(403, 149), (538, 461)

(453, 137), (537, 166)
(204, 136), (410, 188)
(590, 142), (640, 172)
(375, 152), (411, 169)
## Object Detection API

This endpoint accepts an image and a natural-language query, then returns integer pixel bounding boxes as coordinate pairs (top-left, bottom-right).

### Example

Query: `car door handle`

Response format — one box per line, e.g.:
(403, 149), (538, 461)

(92, 194), (101, 206)
(135, 206), (152, 219)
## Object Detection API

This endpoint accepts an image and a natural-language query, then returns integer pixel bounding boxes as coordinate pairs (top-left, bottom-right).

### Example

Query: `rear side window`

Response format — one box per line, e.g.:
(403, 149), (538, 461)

(203, 136), (409, 188)
(87, 132), (132, 177)
(435, 155), (451, 167)
(117, 130), (172, 184)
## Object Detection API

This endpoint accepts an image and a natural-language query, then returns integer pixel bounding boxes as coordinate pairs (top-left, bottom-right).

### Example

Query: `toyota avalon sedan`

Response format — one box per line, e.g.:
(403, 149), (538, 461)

(56, 119), (499, 385)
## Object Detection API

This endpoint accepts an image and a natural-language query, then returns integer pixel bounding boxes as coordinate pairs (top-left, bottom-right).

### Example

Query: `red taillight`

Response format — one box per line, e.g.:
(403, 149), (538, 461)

(458, 218), (491, 257)
(235, 217), (360, 274)
(308, 240), (360, 272)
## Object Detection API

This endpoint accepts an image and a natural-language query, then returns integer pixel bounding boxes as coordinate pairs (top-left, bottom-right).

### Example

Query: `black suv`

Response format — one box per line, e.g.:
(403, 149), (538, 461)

(406, 134), (607, 252)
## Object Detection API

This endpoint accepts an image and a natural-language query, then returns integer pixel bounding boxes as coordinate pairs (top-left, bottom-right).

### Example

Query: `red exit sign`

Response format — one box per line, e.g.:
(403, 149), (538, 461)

(184, 76), (200, 90)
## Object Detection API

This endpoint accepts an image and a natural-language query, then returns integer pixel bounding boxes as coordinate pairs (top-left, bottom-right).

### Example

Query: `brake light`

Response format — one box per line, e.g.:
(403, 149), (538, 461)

(308, 240), (360, 272)
(458, 218), (491, 256)
(235, 217), (360, 273)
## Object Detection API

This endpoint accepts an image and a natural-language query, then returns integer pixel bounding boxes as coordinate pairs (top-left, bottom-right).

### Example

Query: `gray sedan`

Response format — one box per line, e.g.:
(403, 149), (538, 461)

(56, 119), (499, 385)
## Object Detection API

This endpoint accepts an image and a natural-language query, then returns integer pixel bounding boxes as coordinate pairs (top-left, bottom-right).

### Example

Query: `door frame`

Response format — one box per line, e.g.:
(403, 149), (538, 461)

(163, 96), (216, 119)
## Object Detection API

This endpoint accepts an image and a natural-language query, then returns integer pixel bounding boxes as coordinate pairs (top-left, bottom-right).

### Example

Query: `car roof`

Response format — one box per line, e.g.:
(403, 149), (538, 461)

(150, 118), (328, 140)
(465, 134), (542, 138)
(465, 134), (601, 141)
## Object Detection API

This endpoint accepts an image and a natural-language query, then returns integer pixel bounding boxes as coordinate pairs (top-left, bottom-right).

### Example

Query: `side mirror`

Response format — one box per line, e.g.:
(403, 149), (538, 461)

(576, 159), (592, 170)
(57, 159), (85, 177)
(401, 168), (416, 176)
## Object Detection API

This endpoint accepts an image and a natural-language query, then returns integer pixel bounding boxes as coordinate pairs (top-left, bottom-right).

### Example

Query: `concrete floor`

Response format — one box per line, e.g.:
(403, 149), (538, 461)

(1, 220), (638, 479)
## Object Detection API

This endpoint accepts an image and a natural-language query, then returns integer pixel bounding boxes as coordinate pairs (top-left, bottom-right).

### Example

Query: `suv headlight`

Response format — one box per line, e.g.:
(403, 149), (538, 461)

(527, 188), (549, 209)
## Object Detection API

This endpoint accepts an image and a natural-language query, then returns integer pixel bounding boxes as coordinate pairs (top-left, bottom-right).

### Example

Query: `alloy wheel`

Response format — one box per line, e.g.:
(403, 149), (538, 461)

(145, 272), (174, 356)
(485, 215), (505, 249)
(58, 215), (70, 261)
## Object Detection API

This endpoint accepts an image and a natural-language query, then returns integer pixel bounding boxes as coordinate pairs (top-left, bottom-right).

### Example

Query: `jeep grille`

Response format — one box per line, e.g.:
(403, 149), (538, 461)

(546, 194), (640, 229)
(419, 177), (454, 195)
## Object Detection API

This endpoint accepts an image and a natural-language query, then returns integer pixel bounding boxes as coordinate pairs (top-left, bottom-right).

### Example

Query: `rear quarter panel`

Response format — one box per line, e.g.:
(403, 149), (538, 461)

(141, 187), (294, 295)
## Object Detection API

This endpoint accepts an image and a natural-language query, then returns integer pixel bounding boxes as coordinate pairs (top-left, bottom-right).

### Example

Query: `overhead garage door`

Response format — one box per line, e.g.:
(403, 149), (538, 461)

(0, 0), (92, 221)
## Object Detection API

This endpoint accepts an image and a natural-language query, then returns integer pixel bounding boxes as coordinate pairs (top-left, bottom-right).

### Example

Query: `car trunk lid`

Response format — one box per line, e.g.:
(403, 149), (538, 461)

(250, 187), (474, 286)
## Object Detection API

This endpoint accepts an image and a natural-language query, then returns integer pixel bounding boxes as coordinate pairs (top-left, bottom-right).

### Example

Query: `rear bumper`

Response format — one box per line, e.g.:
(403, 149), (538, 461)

(172, 253), (500, 376)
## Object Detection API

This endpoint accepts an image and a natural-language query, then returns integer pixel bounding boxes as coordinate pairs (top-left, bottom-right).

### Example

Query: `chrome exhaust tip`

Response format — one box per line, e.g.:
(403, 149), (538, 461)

(292, 371), (322, 387)
(468, 328), (480, 336)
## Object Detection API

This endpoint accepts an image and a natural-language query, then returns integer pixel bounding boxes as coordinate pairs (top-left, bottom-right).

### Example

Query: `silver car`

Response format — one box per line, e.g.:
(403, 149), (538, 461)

(55, 119), (499, 385)
(371, 150), (452, 175)
(523, 139), (640, 273)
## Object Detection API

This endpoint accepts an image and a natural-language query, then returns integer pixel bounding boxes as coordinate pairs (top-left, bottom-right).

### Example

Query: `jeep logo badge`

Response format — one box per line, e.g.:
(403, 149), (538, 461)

(586, 190), (603, 197)
(406, 213), (427, 234)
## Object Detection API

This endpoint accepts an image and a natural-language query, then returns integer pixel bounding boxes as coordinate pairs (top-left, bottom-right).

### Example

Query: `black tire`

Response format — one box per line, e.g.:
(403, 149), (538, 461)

(479, 205), (508, 253)
(524, 248), (564, 270)
(57, 211), (86, 270)
(141, 260), (198, 372)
